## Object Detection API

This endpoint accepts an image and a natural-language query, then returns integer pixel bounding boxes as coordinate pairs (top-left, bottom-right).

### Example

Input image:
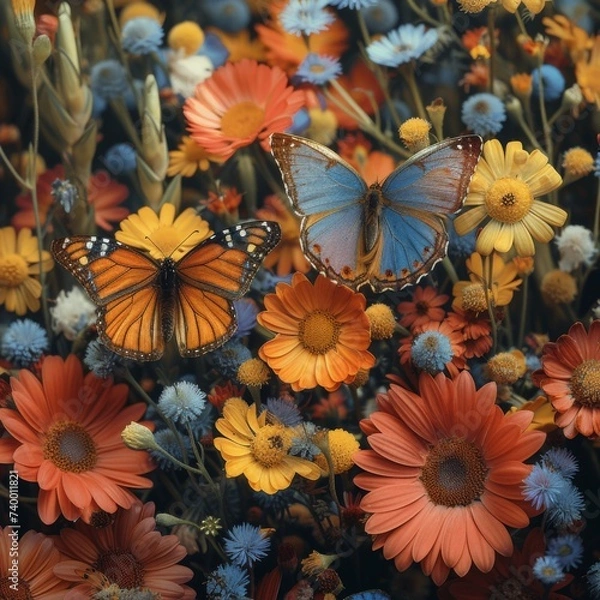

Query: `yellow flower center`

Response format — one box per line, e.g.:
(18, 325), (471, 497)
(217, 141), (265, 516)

(484, 178), (533, 223)
(461, 283), (489, 313)
(570, 359), (600, 408)
(0, 578), (31, 600)
(43, 421), (98, 473)
(299, 310), (341, 355)
(251, 424), (291, 468)
(237, 358), (270, 387)
(95, 550), (144, 588)
(420, 437), (487, 507)
(0, 254), (29, 287)
(485, 353), (522, 385)
(220, 101), (265, 139)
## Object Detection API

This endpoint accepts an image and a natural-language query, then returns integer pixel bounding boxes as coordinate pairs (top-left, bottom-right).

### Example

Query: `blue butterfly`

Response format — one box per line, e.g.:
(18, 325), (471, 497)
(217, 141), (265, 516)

(344, 591), (391, 600)
(270, 133), (482, 292)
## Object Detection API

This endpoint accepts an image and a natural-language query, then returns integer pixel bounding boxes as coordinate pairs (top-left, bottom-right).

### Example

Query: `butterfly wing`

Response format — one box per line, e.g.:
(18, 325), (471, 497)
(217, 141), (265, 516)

(174, 221), (281, 357)
(51, 236), (165, 360)
(371, 135), (482, 291)
(345, 592), (391, 600)
(270, 132), (371, 288)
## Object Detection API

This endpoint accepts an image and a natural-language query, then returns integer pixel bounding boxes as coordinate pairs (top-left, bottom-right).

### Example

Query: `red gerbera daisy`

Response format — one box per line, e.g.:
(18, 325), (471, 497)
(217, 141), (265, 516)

(397, 285), (449, 332)
(534, 319), (600, 438)
(0, 355), (154, 524)
(354, 371), (545, 585)
(183, 58), (304, 161)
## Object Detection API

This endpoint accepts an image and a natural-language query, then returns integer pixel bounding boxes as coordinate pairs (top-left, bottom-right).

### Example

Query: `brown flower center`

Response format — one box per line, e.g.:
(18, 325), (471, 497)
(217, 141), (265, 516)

(95, 550), (144, 588)
(0, 254), (29, 287)
(415, 300), (430, 315)
(251, 424), (291, 468)
(490, 579), (537, 600)
(43, 420), (98, 473)
(420, 437), (488, 506)
(220, 101), (265, 140)
(570, 359), (600, 407)
(299, 310), (340, 355)
(461, 283), (489, 313)
(0, 578), (32, 600)
(484, 178), (533, 223)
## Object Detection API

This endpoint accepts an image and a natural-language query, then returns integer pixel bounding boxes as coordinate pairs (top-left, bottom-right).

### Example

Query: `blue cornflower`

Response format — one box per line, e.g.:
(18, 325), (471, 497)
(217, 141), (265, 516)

(329, 0), (377, 9)
(547, 481), (585, 527)
(90, 59), (129, 101)
(588, 562), (600, 599)
(150, 428), (192, 471)
(206, 563), (249, 600)
(547, 534), (584, 570)
(210, 339), (252, 379)
(360, 0), (399, 35)
(366, 23), (439, 67)
(533, 555), (565, 585)
(103, 143), (137, 175)
(542, 447), (578, 480)
(223, 523), (271, 568)
(265, 397), (302, 426)
(1, 319), (48, 367)
(84, 339), (122, 378)
(531, 64), (566, 102)
(51, 179), (78, 213)
(233, 298), (259, 338)
(280, 0), (334, 36)
(522, 464), (568, 510)
(296, 53), (342, 85)
(410, 330), (454, 374)
(121, 17), (164, 55)
(158, 381), (207, 425)
(201, 0), (251, 33)
(461, 93), (506, 136)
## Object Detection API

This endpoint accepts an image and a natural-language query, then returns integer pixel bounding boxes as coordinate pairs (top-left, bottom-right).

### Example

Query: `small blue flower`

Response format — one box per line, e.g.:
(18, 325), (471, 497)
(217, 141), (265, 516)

(329, 0), (378, 9)
(210, 339), (252, 379)
(265, 397), (302, 427)
(84, 340), (122, 378)
(233, 298), (259, 338)
(288, 107), (311, 135)
(522, 464), (568, 510)
(280, 0), (335, 36)
(533, 555), (565, 585)
(121, 17), (164, 55)
(547, 534), (584, 570)
(411, 330), (454, 374)
(588, 562), (600, 599)
(199, 32), (230, 69)
(201, 0), (251, 33)
(366, 23), (438, 67)
(151, 428), (192, 470)
(547, 481), (585, 527)
(461, 93), (506, 136)
(90, 59), (130, 101)
(290, 423), (321, 460)
(542, 447), (579, 480)
(254, 489), (298, 513)
(51, 179), (78, 213)
(223, 523), (271, 568)
(103, 143), (137, 175)
(531, 64), (566, 102)
(594, 151), (600, 177)
(206, 563), (249, 600)
(158, 381), (207, 425)
(1, 319), (48, 367)
(296, 53), (342, 85)
(360, 0), (399, 35)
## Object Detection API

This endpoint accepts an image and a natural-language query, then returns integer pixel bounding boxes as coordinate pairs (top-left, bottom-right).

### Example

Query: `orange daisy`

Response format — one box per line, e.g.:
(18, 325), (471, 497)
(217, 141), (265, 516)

(0, 355), (155, 524)
(53, 500), (195, 599)
(0, 528), (71, 599)
(397, 285), (449, 332)
(257, 272), (375, 392)
(446, 308), (493, 359)
(533, 320), (600, 439)
(255, 194), (310, 276)
(354, 371), (545, 585)
(183, 58), (305, 161)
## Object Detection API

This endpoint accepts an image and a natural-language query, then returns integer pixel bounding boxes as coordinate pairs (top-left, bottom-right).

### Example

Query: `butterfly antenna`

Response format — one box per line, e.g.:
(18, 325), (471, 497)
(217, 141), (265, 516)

(143, 229), (203, 259)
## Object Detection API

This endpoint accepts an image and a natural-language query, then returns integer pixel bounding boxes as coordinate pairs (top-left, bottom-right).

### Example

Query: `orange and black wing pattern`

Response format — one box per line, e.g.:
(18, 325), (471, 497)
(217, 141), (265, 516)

(51, 236), (165, 361)
(174, 221), (281, 357)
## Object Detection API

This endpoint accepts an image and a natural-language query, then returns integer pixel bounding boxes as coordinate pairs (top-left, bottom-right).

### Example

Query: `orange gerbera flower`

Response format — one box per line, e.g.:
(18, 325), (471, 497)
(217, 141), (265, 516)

(0, 355), (154, 524)
(337, 133), (395, 186)
(257, 273), (375, 392)
(397, 285), (449, 332)
(446, 307), (493, 359)
(54, 501), (195, 599)
(255, 194), (310, 276)
(0, 528), (71, 599)
(533, 320), (600, 439)
(183, 58), (304, 161)
(354, 371), (545, 585)
(12, 165), (129, 231)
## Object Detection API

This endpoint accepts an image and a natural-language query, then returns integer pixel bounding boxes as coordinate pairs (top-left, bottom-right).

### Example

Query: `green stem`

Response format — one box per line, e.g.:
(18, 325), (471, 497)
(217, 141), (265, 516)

(517, 274), (529, 348)
(399, 63), (427, 121)
(487, 7), (496, 94)
(442, 255), (459, 285)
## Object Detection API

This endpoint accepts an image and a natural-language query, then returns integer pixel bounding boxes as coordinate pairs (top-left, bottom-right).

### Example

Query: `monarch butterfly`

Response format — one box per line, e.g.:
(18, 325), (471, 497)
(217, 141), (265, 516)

(52, 220), (281, 361)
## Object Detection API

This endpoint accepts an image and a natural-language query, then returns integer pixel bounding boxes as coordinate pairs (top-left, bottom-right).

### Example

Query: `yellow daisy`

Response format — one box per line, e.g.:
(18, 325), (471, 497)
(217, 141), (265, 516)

(454, 140), (566, 257)
(167, 136), (223, 178)
(213, 398), (321, 494)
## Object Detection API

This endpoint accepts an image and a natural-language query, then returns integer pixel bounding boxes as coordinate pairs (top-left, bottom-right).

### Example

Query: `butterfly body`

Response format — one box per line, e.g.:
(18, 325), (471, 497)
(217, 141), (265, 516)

(52, 221), (281, 361)
(271, 132), (482, 292)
